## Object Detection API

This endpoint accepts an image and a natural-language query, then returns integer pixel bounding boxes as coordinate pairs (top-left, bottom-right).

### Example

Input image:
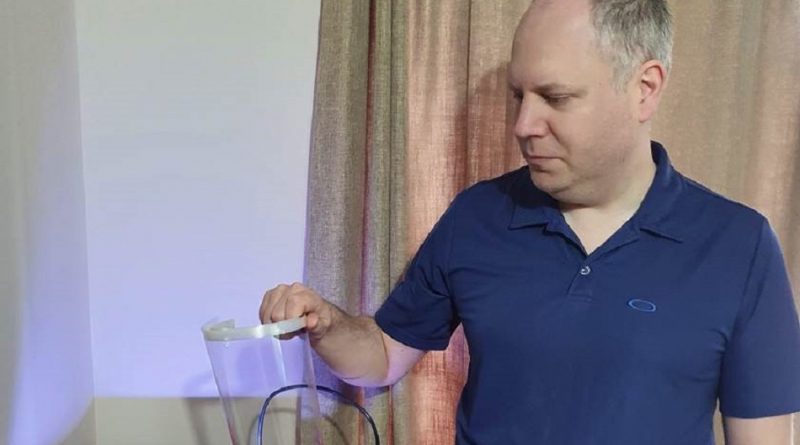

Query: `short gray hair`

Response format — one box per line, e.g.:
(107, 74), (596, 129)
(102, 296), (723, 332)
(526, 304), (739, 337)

(590, 0), (674, 88)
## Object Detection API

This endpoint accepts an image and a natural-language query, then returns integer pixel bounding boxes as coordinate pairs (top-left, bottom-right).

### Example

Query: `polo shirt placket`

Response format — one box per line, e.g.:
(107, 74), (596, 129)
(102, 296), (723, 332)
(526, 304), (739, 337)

(545, 219), (644, 304)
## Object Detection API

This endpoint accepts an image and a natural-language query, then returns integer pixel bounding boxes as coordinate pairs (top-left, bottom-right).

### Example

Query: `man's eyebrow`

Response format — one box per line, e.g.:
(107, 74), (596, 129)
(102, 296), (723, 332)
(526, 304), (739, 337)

(508, 80), (586, 94)
(533, 83), (582, 95)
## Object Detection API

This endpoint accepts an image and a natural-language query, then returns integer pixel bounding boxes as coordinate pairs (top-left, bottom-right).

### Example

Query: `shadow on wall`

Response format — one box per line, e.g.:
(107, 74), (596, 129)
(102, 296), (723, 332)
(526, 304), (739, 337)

(60, 405), (97, 445)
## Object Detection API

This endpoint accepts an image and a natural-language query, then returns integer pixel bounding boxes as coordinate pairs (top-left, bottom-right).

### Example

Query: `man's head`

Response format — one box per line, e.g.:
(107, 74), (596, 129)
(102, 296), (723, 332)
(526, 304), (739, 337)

(509, 0), (672, 206)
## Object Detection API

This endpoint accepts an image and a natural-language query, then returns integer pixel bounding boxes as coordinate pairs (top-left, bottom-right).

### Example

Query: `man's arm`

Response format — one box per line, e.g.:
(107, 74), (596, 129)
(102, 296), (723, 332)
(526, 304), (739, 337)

(723, 414), (794, 445)
(260, 282), (425, 387)
(307, 310), (425, 387)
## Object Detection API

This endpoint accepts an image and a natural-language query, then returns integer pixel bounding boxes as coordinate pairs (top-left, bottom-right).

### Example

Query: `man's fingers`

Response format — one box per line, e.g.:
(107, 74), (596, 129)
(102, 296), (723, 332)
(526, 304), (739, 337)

(259, 283), (334, 342)
(306, 312), (319, 329)
(261, 283), (292, 323)
(259, 290), (272, 323)
(283, 291), (315, 321)
(260, 283), (321, 324)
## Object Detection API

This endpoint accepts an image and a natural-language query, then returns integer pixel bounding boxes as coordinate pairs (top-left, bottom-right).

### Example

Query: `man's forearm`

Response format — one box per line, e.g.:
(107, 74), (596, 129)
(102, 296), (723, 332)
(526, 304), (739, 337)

(310, 307), (389, 387)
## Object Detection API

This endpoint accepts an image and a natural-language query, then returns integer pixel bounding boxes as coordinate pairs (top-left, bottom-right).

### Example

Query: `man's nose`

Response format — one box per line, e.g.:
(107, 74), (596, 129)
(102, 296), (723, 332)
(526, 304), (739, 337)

(514, 96), (549, 140)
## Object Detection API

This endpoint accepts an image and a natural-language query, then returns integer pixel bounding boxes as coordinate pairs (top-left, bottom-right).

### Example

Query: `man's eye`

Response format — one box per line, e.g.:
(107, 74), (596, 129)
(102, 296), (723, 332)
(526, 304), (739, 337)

(512, 90), (524, 101)
(544, 95), (570, 106)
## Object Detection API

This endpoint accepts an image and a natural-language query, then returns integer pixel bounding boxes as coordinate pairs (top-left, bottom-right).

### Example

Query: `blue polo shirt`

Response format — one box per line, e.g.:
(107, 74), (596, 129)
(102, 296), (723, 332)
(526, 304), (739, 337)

(375, 142), (800, 444)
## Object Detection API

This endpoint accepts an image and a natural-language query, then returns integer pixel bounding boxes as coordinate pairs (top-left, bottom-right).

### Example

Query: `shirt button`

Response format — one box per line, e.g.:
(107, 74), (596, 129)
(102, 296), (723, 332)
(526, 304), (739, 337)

(579, 265), (592, 276)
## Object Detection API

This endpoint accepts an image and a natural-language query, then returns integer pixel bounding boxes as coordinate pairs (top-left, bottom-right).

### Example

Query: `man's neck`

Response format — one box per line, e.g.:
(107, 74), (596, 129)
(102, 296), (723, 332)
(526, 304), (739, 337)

(562, 142), (656, 216)
(559, 142), (657, 254)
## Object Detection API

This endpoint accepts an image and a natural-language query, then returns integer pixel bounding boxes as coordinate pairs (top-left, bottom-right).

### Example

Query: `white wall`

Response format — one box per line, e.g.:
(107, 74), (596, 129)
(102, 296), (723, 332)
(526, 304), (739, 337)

(1, 1), (318, 441)
(0, 1), (95, 444)
(75, 0), (319, 440)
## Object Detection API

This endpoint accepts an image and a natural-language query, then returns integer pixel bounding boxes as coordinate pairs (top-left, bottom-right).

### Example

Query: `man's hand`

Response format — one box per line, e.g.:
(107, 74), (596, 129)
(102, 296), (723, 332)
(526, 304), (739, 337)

(257, 282), (425, 387)
(259, 282), (339, 342)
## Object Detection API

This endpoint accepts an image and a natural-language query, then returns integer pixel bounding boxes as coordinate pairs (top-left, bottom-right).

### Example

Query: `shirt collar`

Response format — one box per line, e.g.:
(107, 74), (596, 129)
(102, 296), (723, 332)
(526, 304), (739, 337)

(508, 141), (686, 242)
(508, 170), (561, 229)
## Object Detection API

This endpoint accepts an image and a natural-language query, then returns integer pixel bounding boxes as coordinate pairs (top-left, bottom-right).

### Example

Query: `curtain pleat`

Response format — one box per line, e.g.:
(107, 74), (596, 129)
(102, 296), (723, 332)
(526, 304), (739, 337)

(304, 0), (371, 443)
(404, 2), (471, 443)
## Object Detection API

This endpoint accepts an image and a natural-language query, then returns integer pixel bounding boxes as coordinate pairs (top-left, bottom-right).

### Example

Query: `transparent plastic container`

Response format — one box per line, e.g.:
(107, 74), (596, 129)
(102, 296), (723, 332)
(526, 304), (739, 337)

(202, 317), (322, 445)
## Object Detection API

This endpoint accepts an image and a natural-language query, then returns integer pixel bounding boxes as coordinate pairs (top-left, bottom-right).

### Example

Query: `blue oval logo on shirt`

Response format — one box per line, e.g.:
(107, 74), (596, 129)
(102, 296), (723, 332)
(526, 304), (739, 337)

(627, 299), (657, 313)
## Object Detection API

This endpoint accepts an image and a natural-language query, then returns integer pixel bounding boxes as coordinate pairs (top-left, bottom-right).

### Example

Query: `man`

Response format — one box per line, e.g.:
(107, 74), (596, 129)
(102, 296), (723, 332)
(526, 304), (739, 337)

(260, 0), (800, 443)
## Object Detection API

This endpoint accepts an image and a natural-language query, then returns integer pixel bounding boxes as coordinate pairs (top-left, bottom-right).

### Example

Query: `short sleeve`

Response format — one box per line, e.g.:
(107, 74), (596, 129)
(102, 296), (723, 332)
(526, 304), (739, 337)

(718, 219), (800, 418)
(374, 196), (462, 351)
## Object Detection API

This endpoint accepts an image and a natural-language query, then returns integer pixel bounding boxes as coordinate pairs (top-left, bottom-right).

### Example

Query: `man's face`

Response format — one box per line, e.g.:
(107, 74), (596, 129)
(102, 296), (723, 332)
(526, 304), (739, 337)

(509, 0), (642, 204)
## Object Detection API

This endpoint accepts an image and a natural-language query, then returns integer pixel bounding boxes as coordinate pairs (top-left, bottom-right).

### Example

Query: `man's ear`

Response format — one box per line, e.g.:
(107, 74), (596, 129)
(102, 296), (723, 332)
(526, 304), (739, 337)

(635, 60), (668, 123)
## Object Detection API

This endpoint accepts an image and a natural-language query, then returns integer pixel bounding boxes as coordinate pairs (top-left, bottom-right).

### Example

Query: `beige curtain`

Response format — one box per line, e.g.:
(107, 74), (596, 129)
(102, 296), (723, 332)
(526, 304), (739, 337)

(304, 1), (800, 444)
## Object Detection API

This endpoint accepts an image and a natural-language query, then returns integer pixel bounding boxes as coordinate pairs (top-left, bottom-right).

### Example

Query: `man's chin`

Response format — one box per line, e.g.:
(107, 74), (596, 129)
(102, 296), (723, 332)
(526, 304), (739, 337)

(530, 171), (569, 196)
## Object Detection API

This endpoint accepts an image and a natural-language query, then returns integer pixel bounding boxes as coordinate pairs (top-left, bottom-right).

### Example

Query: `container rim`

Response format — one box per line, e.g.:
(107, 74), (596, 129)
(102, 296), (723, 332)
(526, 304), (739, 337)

(201, 316), (306, 341)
